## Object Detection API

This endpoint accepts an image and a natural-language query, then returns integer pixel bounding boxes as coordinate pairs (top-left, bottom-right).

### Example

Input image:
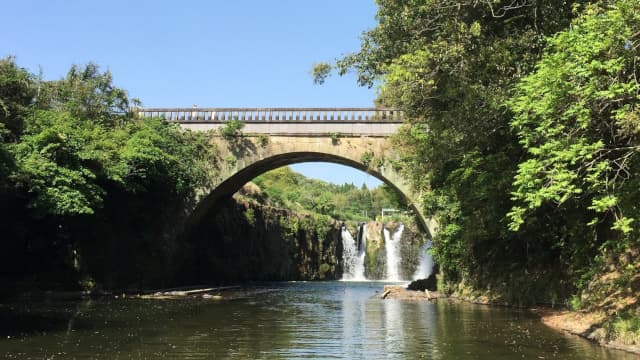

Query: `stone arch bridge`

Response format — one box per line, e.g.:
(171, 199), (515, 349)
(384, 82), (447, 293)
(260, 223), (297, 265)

(138, 107), (436, 237)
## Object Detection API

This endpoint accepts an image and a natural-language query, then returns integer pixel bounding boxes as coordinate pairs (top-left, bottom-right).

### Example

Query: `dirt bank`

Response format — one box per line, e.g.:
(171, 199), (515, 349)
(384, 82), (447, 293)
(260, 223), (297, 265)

(380, 285), (640, 355)
(534, 309), (640, 355)
(379, 285), (445, 301)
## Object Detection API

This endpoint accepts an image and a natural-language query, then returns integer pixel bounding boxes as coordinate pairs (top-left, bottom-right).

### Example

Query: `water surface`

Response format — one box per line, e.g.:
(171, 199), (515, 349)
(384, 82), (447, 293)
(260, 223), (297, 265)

(0, 282), (634, 359)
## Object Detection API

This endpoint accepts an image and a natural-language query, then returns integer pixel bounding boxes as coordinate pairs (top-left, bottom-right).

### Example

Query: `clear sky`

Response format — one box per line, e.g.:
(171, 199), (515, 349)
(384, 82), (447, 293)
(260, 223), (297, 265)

(2, 0), (383, 188)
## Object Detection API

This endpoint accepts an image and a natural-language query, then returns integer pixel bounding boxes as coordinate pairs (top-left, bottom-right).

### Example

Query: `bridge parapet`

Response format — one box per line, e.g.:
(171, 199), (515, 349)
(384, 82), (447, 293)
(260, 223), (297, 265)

(137, 107), (403, 123)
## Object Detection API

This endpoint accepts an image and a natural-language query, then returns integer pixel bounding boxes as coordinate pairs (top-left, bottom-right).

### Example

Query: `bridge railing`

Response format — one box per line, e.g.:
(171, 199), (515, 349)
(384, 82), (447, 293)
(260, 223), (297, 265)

(136, 108), (403, 123)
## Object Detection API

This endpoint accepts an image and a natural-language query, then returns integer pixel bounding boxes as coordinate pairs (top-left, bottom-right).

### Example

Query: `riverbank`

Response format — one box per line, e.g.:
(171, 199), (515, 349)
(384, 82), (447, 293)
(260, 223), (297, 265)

(380, 285), (445, 301)
(535, 309), (640, 355)
(381, 285), (640, 355)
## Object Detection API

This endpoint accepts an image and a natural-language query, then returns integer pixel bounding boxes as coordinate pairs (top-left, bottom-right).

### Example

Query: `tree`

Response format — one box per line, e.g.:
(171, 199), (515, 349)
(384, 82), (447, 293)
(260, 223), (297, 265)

(0, 58), (35, 193)
(0, 56), (34, 140)
(324, 0), (592, 302)
(37, 63), (134, 126)
(508, 1), (640, 240)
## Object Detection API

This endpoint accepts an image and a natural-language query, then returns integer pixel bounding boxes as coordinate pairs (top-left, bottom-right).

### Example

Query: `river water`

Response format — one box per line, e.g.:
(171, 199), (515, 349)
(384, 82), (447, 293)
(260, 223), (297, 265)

(0, 282), (634, 359)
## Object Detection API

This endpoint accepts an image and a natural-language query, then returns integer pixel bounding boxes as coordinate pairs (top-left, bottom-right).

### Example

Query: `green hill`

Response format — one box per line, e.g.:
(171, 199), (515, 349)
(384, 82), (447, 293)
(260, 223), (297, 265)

(245, 166), (407, 222)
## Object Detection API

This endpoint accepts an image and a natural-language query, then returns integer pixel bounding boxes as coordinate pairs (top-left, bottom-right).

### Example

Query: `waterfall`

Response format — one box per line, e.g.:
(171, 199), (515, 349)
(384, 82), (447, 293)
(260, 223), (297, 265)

(341, 224), (367, 281)
(384, 224), (404, 281)
(412, 240), (434, 280)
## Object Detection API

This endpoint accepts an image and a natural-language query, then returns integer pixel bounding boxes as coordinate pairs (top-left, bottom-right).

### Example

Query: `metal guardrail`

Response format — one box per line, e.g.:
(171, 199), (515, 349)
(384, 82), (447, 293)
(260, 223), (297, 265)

(136, 107), (403, 123)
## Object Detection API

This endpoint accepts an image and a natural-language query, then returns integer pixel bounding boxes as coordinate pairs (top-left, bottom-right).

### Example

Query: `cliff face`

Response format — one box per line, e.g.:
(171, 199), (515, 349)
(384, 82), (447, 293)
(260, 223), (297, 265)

(78, 196), (425, 290)
(184, 197), (343, 283)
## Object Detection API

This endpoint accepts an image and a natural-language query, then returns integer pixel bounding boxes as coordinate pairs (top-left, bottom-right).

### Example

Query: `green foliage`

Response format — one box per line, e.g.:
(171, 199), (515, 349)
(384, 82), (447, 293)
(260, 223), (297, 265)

(9, 109), (214, 217)
(311, 62), (332, 85)
(225, 154), (237, 167)
(569, 294), (583, 311)
(37, 62), (134, 126)
(328, 0), (603, 303)
(0, 56), (35, 140)
(508, 1), (640, 240)
(0, 61), (218, 292)
(329, 132), (340, 145)
(252, 166), (406, 221)
(360, 151), (373, 167)
(257, 133), (269, 147)
(219, 118), (245, 140)
(607, 310), (640, 345)
(318, 263), (331, 279)
(244, 207), (256, 225)
(11, 110), (111, 215)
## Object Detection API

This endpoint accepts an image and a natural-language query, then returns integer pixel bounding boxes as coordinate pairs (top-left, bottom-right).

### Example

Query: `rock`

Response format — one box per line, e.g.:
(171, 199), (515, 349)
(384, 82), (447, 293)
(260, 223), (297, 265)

(407, 273), (437, 291)
(381, 285), (444, 301)
(238, 182), (262, 198)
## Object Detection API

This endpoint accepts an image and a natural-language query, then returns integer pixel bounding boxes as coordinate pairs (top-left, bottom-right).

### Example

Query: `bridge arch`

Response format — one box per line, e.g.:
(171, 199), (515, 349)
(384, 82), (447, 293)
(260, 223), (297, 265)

(187, 135), (435, 238)
(190, 151), (420, 227)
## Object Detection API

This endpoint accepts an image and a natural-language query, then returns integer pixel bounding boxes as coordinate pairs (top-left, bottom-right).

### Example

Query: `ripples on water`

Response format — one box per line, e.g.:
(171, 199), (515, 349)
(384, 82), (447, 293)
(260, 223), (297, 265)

(0, 282), (635, 359)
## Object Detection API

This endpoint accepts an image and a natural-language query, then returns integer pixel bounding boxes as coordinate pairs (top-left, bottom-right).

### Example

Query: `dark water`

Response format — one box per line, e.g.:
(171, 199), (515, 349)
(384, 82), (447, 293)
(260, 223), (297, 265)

(0, 282), (635, 359)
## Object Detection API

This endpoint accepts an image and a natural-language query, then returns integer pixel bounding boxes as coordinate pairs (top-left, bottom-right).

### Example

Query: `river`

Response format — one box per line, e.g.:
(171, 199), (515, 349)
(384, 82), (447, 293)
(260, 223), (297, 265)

(0, 282), (634, 359)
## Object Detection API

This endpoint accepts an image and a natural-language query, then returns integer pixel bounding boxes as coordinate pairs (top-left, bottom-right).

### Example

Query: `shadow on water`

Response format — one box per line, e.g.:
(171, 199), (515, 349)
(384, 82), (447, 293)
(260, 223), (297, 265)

(0, 301), (100, 337)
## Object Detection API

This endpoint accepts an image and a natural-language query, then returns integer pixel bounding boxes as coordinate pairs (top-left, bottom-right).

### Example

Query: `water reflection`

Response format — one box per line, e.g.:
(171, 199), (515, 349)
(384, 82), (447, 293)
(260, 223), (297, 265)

(0, 282), (636, 359)
(341, 285), (367, 356)
(383, 300), (405, 356)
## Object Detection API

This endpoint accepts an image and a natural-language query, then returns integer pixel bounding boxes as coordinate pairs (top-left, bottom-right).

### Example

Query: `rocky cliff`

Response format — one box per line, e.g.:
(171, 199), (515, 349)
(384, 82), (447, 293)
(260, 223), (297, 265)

(184, 196), (343, 283)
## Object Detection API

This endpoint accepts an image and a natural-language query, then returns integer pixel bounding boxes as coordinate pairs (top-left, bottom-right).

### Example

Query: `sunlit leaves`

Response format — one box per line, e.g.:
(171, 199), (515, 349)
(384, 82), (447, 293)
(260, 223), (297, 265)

(311, 62), (332, 85)
(11, 110), (108, 215)
(0, 57), (35, 140)
(1, 62), (217, 218)
(37, 63), (132, 125)
(508, 0), (640, 234)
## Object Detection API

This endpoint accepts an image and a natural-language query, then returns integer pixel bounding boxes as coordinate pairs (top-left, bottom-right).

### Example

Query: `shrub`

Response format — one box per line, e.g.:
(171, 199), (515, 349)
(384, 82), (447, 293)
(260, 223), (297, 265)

(218, 118), (244, 140)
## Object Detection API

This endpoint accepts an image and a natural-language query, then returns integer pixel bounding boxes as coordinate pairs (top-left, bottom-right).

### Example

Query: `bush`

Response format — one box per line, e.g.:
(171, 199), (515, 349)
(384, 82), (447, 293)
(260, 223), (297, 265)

(219, 119), (244, 140)
(257, 134), (269, 147)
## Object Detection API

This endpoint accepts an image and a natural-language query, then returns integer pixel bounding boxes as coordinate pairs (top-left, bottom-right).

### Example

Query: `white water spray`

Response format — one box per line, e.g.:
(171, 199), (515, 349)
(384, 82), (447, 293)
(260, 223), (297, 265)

(341, 224), (367, 281)
(384, 224), (404, 281)
(412, 240), (434, 280)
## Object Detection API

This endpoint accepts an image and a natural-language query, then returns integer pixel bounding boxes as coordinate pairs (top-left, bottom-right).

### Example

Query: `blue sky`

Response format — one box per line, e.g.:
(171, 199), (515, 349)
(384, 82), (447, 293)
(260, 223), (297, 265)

(2, 0), (383, 188)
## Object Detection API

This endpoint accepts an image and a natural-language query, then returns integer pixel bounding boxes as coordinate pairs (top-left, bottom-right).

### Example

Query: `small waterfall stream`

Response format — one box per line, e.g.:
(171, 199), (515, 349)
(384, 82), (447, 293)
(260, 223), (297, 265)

(341, 224), (367, 281)
(412, 240), (434, 280)
(384, 224), (404, 281)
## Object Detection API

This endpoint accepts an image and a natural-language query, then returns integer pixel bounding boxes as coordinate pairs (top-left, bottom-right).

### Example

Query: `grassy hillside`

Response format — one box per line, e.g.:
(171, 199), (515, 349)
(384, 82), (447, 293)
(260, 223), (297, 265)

(248, 166), (408, 222)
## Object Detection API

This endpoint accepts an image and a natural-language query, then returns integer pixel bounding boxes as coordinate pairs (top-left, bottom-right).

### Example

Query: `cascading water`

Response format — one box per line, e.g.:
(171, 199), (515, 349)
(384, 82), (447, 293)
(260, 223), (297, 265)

(412, 240), (434, 280)
(341, 224), (367, 281)
(384, 224), (404, 281)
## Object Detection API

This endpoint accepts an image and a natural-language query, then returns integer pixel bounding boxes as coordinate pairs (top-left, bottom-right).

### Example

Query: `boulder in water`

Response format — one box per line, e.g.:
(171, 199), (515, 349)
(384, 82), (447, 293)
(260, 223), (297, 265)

(407, 273), (437, 291)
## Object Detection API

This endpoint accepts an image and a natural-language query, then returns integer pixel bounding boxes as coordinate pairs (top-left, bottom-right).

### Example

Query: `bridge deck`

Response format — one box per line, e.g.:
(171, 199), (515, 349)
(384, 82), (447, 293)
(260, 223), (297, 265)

(137, 107), (403, 123)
